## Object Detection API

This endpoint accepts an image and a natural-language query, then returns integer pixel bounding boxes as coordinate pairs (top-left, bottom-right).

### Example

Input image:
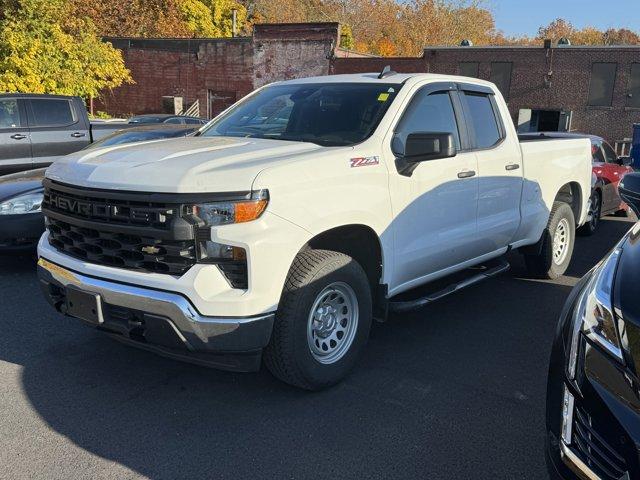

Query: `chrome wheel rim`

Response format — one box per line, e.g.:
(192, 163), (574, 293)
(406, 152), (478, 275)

(553, 218), (571, 265)
(307, 282), (358, 365)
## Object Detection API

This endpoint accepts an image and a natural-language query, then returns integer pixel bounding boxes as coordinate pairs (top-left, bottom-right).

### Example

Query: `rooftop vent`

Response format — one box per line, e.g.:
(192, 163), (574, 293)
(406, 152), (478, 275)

(558, 37), (572, 46)
(460, 39), (473, 47)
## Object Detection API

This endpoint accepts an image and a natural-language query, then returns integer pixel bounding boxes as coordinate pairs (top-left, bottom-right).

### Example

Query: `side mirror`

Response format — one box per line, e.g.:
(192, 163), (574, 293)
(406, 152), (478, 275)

(619, 172), (640, 216)
(393, 132), (457, 177)
(618, 156), (633, 167)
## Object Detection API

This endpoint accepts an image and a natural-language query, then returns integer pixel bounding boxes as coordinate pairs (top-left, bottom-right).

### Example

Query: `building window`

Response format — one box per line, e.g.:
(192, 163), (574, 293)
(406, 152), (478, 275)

(588, 63), (617, 107)
(628, 63), (640, 108)
(490, 62), (512, 100)
(459, 62), (479, 78)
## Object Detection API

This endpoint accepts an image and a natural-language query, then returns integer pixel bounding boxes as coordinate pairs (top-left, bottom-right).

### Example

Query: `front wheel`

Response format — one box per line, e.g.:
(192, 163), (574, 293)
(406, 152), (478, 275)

(264, 249), (372, 390)
(524, 202), (575, 279)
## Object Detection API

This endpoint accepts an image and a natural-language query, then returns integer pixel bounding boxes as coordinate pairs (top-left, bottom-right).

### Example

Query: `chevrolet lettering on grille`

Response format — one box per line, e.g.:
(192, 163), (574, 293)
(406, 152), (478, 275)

(47, 191), (173, 225)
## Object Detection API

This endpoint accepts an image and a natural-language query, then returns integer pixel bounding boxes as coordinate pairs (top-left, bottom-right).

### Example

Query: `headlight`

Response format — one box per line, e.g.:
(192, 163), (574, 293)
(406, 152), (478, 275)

(191, 192), (268, 227)
(0, 191), (43, 215)
(187, 192), (267, 290)
(567, 248), (623, 379)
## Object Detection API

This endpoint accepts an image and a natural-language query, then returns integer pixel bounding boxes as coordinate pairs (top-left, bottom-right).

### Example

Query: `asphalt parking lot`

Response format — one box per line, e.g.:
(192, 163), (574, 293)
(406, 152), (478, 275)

(0, 215), (634, 480)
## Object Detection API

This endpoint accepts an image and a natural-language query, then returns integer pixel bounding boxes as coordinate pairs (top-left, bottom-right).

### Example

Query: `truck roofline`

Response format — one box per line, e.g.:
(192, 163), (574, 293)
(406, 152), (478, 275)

(276, 72), (497, 88)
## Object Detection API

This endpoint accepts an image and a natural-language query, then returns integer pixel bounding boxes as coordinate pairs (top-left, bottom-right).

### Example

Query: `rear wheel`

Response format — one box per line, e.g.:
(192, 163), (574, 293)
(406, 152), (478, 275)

(524, 202), (575, 279)
(264, 249), (372, 390)
(577, 191), (600, 236)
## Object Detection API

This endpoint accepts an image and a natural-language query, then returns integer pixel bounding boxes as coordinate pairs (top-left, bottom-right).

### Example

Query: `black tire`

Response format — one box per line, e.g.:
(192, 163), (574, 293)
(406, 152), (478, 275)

(524, 201), (575, 279)
(264, 249), (372, 390)
(577, 191), (600, 236)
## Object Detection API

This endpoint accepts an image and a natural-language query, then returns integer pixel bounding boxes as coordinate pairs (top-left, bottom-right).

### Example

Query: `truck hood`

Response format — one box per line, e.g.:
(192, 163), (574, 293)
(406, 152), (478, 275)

(45, 136), (323, 193)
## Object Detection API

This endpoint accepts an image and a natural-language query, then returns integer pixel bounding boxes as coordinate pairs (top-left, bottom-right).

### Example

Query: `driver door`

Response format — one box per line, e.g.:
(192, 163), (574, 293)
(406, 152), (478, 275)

(389, 84), (480, 292)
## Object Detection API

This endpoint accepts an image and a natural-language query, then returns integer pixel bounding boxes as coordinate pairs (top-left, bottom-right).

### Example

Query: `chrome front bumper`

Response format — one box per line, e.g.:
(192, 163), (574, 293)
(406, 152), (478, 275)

(37, 258), (275, 371)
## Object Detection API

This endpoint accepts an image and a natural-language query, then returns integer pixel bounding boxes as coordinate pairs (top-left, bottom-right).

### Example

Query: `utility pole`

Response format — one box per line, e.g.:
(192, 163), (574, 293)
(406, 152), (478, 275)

(232, 9), (237, 37)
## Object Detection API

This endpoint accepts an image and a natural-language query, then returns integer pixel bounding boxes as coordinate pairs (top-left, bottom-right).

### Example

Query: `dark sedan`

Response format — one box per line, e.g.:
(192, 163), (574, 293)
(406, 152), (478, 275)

(0, 125), (199, 252)
(0, 167), (45, 251)
(546, 172), (640, 480)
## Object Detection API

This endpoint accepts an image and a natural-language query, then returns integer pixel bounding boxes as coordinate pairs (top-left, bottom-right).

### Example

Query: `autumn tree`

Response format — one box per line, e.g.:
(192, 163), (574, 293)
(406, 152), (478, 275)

(72, 0), (248, 38)
(0, 0), (132, 97)
(603, 28), (640, 45)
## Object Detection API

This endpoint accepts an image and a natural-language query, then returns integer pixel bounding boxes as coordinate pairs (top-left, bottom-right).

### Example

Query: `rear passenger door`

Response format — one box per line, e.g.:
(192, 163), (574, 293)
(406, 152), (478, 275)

(0, 98), (32, 175)
(460, 86), (523, 254)
(26, 97), (90, 168)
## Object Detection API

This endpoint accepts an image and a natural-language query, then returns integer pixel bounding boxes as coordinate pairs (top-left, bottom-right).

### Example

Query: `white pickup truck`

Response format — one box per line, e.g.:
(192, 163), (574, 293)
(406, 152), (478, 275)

(37, 71), (592, 389)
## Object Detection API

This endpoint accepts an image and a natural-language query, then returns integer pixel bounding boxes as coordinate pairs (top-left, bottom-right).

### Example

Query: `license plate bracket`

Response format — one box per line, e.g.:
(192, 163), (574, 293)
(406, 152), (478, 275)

(66, 287), (104, 325)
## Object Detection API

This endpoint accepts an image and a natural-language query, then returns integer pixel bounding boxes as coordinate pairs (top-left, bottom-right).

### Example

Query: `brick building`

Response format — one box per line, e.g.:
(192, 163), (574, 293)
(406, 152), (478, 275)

(101, 23), (640, 146)
(100, 23), (340, 118)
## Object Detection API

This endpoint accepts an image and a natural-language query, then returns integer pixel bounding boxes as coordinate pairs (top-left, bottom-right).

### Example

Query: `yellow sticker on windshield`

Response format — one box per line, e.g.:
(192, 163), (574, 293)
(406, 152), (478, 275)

(377, 93), (390, 102)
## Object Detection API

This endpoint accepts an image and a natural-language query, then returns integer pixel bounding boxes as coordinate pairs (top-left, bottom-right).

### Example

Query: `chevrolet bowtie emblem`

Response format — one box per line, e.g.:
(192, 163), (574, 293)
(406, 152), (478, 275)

(141, 246), (161, 255)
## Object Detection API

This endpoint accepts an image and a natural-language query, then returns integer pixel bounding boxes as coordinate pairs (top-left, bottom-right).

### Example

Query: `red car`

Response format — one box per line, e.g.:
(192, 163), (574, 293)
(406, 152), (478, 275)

(520, 132), (634, 235)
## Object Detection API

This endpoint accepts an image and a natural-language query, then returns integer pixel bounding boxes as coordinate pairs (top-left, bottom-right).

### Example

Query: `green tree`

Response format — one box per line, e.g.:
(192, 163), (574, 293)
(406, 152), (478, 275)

(339, 24), (355, 50)
(179, 0), (218, 36)
(200, 0), (248, 37)
(0, 0), (132, 98)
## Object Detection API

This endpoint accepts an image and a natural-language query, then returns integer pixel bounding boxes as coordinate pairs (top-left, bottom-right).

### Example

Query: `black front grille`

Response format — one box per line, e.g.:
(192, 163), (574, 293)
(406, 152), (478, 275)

(572, 406), (628, 479)
(43, 182), (250, 287)
(43, 185), (179, 230)
(47, 217), (196, 275)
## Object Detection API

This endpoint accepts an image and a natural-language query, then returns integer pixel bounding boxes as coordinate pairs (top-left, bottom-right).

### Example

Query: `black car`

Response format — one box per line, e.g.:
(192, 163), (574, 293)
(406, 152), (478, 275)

(546, 172), (640, 480)
(0, 125), (199, 252)
(0, 167), (46, 251)
(127, 114), (207, 125)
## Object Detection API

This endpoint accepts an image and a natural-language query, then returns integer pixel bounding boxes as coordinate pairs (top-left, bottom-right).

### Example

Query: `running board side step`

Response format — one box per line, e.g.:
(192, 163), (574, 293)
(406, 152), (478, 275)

(388, 260), (510, 313)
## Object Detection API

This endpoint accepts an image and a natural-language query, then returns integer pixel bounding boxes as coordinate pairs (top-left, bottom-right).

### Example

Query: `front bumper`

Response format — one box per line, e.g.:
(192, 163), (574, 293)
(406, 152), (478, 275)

(38, 259), (275, 372)
(546, 275), (640, 480)
(0, 212), (44, 252)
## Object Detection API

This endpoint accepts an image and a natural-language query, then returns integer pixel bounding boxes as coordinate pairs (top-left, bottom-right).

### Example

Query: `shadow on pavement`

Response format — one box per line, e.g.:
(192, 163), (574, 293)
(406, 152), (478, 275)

(0, 216), (633, 479)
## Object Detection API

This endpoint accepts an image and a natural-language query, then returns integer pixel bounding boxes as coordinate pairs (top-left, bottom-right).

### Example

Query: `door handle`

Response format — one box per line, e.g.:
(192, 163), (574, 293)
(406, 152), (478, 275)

(457, 170), (476, 179)
(71, 132), (86, 138)
(505, 164), (520, 171)
(10, 133), (27, 140)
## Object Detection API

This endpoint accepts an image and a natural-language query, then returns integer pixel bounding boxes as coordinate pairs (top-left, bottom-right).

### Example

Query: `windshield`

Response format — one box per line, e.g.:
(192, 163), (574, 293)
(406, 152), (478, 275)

(200, 83), (401, 146)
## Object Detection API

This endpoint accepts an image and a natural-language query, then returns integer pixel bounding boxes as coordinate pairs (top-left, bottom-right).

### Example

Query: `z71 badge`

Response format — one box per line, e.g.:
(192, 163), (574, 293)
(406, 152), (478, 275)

(350, 156), (380, 168)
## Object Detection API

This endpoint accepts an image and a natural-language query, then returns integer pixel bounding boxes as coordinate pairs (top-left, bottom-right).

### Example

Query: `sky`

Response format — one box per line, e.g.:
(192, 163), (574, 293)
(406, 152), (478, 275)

(489, 0), (640, 37)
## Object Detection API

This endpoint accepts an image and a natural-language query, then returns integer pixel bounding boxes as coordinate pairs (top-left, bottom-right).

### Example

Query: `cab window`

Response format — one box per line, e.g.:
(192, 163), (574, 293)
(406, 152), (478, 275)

(462, 92), (502, 149)
(27, 98), (76, 127)
(395, 90), (461, 150)
(0, 99), (21, 128)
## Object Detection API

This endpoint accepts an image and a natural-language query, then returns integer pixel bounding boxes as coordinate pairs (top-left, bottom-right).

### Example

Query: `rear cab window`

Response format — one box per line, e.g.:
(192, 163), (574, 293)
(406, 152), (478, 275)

(461, 91), (504, 149)
(27, 98), (77, 127)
